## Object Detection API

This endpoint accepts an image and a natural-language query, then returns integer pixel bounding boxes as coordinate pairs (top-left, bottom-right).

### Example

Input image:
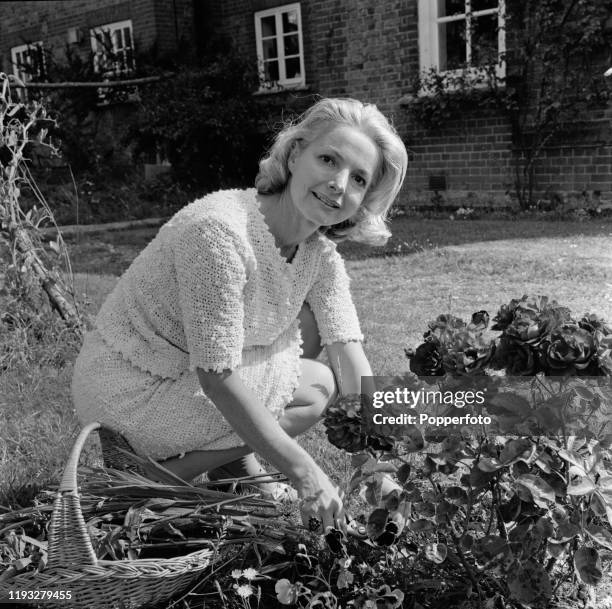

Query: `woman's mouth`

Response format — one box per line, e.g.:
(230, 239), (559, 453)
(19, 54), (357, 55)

(313, 191), (341, 209)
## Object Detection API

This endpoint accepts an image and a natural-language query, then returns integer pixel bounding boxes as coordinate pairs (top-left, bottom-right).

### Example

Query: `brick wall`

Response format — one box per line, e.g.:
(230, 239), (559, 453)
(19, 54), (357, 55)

(204, 0), (612, 208)
(0, 0), (194, 73)
(3, 0), (609, 206)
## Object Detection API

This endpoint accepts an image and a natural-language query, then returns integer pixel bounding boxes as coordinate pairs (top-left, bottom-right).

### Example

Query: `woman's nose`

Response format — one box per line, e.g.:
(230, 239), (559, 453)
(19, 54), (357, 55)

(328, 169), (348, 192)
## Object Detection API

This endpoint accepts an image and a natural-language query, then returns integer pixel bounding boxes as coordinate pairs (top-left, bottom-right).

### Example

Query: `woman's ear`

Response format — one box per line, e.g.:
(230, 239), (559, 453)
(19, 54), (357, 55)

(288, 141), (300, 172)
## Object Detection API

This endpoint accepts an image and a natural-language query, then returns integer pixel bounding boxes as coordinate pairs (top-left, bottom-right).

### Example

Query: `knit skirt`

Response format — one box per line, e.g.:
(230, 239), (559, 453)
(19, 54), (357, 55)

(71, 327), (303, 459)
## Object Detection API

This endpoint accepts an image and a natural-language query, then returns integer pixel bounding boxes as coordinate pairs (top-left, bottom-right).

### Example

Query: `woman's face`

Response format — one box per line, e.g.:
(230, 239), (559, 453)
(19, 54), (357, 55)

(287, 124), (380, 227)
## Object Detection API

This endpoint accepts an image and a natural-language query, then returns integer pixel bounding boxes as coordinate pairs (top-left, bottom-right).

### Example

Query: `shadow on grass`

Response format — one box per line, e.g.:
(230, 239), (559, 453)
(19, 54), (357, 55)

(338, 216), (612, 261)
(61, 217), (612, 274)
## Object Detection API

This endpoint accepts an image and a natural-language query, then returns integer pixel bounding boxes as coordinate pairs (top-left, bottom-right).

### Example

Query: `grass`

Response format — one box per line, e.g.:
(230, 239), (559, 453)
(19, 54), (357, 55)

(1, 215), (611, 509)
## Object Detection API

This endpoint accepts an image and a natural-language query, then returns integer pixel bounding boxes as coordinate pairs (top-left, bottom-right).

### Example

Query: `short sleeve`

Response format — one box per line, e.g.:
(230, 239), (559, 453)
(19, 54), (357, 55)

(305, 241), (363, 345)
(172, 220), (247, 372)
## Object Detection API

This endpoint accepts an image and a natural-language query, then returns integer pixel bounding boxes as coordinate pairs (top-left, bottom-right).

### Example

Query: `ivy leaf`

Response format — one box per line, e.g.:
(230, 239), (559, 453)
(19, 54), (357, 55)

(535, 517), (554, 538)
(351, 453), (370, 468)
(557, 449), (587, 474)
(424, 542), (447, 564)
(478, 457), (503, 472)
(487, 392), (531, 416)
(574, 385), (595, 400)
(585, 525), (612, 551)
(397, 463), (411, 484)
(500, 438), (536, 465)
(444, 486), (468, 504)
(408, 519), (434, 532)
(401, 425), (425, 453)
(515, 474), (555, 508)
(366, 508), (389, 541)
(361, 460), (398, 475)
(507, 560), (552, 603)
(567, 477), (596, 496)
(596, 475), (612, 503)
(467, 467), (495, 490)
(574, 547), (602, 585)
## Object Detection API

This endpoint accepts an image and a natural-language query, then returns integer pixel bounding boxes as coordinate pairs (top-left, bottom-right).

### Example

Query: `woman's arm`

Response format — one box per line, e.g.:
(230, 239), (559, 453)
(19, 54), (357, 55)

(325, 341), (376, 396)
(197, 368), (345, 530)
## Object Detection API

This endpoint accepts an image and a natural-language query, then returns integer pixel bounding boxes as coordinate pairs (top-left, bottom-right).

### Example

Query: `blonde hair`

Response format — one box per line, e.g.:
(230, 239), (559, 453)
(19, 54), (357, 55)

(255, 98), (407, 246)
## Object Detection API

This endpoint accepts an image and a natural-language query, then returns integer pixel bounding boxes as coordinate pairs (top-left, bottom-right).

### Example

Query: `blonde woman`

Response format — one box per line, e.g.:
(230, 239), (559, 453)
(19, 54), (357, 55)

(72, 97), (408, 533)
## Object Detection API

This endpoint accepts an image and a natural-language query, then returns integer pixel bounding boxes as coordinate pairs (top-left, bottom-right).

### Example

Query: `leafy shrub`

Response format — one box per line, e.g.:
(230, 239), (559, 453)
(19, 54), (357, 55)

(321, 296), (612, 608)
(126, 50), (273, 192)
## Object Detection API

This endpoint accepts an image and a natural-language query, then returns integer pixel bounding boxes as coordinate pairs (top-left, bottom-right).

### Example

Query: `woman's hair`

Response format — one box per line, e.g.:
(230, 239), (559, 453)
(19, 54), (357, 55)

(255, 97), (408, 246)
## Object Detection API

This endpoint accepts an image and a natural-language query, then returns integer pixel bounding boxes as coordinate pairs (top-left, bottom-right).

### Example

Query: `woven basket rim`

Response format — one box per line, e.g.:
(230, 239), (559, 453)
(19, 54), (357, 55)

(1, 423), (215, 607)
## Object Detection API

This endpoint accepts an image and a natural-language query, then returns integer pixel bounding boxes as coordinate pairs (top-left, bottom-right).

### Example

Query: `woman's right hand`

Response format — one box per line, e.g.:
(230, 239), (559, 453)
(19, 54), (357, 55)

(295, 465), (345, 534)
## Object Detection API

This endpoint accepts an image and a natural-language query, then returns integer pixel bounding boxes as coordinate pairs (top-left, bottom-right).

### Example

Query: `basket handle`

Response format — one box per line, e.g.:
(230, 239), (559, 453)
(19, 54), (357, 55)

(58, 422), (101, 493)
(47, 422), (101, 569)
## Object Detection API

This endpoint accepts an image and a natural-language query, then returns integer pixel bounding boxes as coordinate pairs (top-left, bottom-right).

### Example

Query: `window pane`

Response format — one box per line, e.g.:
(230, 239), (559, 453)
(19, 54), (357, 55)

(471, 14), (498, 66)
(114, 29), (123, 51)
(285, 57), (301, 79)
(439, 0), (466, 18)
(263, 38), (278, 59)
(439, 19), (466, 70)
(471, 0), (497, 12)
(261, 15), (276, 37)
(264, 60), (279, 82)
(282, 10), (299, 32)
(283, 34), (299, 57)
(123, 27), (132, 48)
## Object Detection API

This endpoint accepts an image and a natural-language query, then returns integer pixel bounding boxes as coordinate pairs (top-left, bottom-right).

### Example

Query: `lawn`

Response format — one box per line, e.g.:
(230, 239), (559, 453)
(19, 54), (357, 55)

(1, 215), (611, 607)
(2, 215), (611, 506)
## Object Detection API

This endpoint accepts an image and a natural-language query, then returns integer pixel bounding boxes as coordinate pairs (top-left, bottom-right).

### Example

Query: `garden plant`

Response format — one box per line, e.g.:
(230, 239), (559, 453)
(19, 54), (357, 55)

(2, 68), (612, 609)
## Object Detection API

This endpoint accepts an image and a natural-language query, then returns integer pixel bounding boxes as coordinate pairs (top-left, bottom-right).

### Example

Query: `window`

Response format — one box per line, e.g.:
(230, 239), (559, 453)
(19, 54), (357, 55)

(254, 3), (305, 91)
(90, 20), (136, 104)
(90, 19), (135, 78)
(418, 0), (505, 81)
(11, 42), (46, 99)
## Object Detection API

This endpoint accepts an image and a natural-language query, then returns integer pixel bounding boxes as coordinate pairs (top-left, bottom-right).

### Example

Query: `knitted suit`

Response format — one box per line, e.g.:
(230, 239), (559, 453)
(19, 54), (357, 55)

(72, 189), (363, 458)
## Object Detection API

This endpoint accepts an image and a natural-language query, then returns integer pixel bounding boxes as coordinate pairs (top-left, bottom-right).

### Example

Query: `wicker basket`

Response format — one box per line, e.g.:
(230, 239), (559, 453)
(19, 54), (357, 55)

(0, 422), (213, 609)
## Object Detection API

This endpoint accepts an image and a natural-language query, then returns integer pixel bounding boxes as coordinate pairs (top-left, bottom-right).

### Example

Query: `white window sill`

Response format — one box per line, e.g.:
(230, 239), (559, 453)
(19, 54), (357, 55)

(253, 84), (310, 96)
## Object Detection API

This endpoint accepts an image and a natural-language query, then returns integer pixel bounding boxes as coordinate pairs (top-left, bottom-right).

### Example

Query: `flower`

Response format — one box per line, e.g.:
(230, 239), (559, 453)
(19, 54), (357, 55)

(406, 339), (444, 378)
(231, 569), (243, 579)
(492, 298), (522, 331)
(241, 567), (258, 581)
(275, 579), (301, 605)
(469, 310), (490, 331)
(595, 332), (612, 374)
(578, 313), (612, 335)
(324, 395), (368, 453)
(493, 336), (536, 375)
(426, 313), (466, 336)
(324, 394), (396, 454)
(234, 583), (254, 598)
(496, 296), (571, 347)
(541, 324), (596, 374)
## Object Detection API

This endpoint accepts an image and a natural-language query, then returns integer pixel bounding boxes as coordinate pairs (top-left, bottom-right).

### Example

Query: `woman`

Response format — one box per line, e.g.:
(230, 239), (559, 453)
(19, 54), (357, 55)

(72, 98), (408, 532)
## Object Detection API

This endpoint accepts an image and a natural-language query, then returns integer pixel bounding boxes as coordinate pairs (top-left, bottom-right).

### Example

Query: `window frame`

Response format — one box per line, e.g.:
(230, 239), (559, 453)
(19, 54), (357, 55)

(90, 19), (135, 78)
(254, 2), (306, 91)
(11, 41), (46, 82)
(418, 0), (506, 85)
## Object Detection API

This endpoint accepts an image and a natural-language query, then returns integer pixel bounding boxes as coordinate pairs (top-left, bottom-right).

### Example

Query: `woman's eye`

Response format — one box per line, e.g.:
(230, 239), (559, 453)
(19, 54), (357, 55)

(353, 175), (367, 187)
(320, 155), (334, 165)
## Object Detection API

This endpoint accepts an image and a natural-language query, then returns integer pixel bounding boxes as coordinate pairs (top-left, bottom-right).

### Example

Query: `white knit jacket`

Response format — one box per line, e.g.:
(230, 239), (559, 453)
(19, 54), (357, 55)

(95, 188), (364, 379)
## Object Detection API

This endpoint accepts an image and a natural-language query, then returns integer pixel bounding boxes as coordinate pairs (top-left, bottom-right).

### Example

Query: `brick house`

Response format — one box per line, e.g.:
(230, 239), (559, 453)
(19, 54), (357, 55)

(206, 0), (612, 210)
(1, 0), (610, 208)
(0, 0), (196, 77)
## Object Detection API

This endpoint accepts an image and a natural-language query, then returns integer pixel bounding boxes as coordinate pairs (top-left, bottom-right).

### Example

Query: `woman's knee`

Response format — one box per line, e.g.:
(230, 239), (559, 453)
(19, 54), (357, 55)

(298, 302), (323, 359)
(297, 358), (338, 413)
